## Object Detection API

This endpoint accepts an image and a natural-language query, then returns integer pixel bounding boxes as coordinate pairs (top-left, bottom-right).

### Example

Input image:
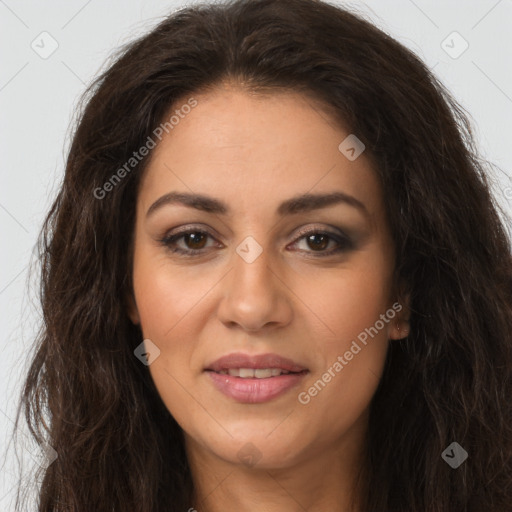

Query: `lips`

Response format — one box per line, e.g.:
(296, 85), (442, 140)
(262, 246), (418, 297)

(204, 352), (307, 373)
(204, 352), (309, 403)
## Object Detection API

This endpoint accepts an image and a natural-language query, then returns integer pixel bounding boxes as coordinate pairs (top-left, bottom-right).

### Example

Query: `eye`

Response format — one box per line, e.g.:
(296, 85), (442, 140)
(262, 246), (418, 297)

(289, 226), (354, 256)
(158, 225), (354, 257)
(159, 227), (218, 256)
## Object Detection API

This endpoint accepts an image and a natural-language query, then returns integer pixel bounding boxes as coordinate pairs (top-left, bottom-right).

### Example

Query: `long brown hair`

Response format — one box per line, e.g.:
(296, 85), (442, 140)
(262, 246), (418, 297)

(12, 0), (512, 510)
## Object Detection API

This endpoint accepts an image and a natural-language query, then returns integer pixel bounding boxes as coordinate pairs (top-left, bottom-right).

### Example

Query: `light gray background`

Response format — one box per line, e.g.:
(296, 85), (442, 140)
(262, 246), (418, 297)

(1, 0), (511, 509)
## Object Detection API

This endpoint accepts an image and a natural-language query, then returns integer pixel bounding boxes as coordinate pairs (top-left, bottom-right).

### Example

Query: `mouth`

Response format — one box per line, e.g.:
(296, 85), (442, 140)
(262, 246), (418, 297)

(205, 352), (307, 373)
(204, 352), (309, 403)
(207, 367), (307, 378)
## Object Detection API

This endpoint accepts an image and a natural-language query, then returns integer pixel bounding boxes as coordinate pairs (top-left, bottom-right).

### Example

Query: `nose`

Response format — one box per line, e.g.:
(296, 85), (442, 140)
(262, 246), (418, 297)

(216, 243), (293, 333)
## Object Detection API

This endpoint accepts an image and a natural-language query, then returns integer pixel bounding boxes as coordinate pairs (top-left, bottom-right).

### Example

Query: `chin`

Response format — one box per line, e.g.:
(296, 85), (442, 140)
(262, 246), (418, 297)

(204, 431), (306, 470)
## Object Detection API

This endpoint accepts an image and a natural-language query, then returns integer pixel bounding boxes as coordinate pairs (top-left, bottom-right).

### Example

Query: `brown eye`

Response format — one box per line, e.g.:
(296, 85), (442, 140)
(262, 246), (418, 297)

(304, 233), (330, 251)
(181, 232), (208, 250)
(159, 229), (218, 255)
(290, 227), (354, 256)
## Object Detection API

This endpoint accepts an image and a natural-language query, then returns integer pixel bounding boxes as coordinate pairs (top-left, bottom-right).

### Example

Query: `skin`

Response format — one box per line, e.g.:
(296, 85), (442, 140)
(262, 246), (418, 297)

(127, 82), (410, 512)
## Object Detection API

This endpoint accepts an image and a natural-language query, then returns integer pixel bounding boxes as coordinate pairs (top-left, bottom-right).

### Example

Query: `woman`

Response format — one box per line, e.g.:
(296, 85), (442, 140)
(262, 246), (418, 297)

(12, 0), (512, 510)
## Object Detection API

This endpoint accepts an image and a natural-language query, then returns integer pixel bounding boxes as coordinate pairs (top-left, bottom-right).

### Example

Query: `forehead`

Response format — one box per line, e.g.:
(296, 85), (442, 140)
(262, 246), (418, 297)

(138, 85), (384, 223)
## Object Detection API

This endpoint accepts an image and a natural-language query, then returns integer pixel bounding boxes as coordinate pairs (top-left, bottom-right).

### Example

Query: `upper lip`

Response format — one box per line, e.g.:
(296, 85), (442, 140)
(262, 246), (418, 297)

(205, 352), (308, 373)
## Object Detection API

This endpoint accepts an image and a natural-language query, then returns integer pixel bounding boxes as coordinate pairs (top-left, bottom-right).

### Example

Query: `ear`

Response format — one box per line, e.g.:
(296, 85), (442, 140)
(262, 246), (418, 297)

(388, 286), (411, 341)
(126, 292), (140, 325)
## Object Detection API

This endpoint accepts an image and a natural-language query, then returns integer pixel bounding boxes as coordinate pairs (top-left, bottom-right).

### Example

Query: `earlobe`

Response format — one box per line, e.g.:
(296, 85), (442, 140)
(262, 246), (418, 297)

(390, 321), (410, 340)
(126, 293), (140, 325)
(389, 289), (411, 340)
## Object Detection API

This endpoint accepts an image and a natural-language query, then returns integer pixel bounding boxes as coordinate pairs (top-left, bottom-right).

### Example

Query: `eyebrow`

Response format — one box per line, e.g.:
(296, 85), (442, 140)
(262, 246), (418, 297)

(146, 190), (369, 219)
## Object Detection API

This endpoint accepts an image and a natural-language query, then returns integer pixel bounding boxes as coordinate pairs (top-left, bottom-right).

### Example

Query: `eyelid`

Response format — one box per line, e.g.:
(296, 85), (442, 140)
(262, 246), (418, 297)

(161, 222), (347, 239)
(292, 223), (347, 240)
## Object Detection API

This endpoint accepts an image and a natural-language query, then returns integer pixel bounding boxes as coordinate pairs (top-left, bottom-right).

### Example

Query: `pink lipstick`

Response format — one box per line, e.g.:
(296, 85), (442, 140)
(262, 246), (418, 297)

(204, 352), (309, 404)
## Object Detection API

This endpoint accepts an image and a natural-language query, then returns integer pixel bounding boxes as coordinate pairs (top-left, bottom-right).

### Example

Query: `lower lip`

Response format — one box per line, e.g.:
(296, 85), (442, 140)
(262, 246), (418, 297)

(206, 370), (308, 403)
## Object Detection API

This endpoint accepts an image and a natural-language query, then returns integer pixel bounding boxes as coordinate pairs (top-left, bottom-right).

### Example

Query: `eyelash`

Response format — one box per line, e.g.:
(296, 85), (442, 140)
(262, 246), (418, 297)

(158, 225), (354, 257)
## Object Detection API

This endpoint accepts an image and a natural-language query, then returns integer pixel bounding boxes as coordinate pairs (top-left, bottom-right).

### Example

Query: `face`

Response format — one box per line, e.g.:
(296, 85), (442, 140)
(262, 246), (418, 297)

(127, 83), (409, 470)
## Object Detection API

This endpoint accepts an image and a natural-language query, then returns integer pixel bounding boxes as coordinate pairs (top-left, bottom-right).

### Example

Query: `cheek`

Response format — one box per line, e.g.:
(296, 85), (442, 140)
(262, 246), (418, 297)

(297, 317), (390, 440)
(130, 259), (203, 406)
(131, 252), (206, 342)
(292, 254), (393, 421)
(131, 260), (202, 424)
(292, 252), (394, 346)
